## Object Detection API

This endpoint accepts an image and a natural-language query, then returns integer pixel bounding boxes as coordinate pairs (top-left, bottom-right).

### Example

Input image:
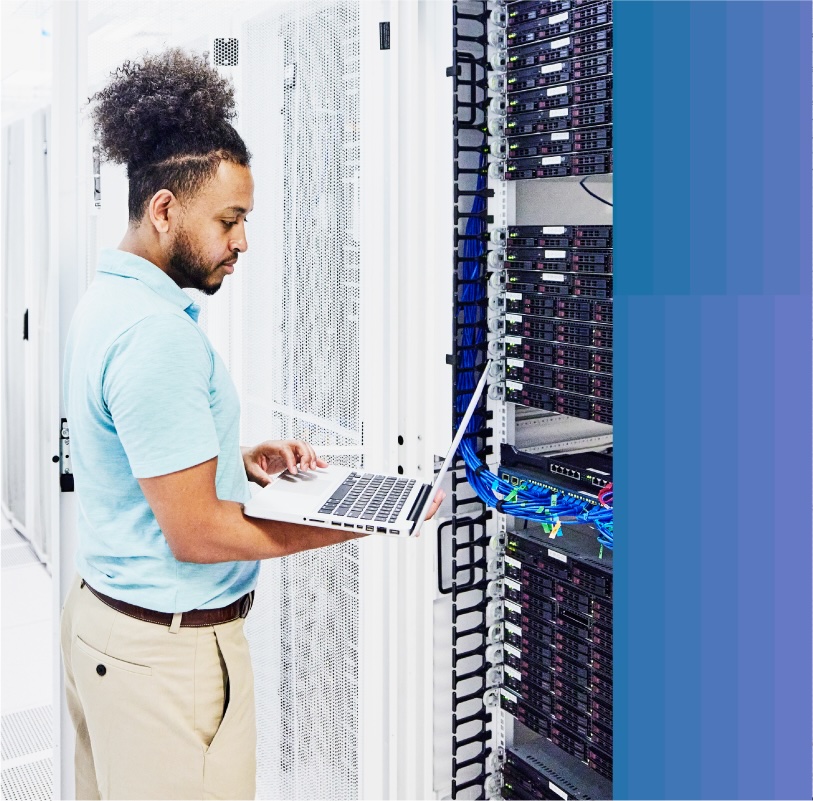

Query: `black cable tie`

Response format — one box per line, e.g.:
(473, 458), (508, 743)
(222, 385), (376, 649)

(474, 463), (488, 478)
(496, 499), (506, 513)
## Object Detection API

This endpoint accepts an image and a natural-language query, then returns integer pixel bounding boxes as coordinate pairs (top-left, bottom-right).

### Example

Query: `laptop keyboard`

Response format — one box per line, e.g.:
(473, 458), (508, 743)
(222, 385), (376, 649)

(318, 473), (417, 525)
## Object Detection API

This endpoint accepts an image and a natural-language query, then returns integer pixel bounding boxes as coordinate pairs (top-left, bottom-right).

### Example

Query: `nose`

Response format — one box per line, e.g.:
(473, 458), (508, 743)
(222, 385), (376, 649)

(229, 223), (248, 254)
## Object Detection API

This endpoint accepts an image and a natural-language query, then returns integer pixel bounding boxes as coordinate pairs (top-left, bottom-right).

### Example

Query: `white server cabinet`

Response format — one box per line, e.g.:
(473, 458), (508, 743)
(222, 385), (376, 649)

(53, 2), (461, 799)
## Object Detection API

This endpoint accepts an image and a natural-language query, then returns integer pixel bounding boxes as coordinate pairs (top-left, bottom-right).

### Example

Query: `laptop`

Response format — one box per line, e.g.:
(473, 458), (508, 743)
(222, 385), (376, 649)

(243, 364), (490, 537)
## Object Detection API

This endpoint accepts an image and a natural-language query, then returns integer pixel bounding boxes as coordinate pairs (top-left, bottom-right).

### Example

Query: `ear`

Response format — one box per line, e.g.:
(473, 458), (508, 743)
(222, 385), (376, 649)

(147, 189), (178, 234)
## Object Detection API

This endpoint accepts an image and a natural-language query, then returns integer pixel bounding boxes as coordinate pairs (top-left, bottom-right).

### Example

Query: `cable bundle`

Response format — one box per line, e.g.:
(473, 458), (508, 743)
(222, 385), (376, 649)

(454, 157), (614, 552)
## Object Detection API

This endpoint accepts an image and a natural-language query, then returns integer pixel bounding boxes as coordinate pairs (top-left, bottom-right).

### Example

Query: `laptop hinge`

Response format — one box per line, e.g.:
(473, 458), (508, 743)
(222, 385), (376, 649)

(407, 484), (433, 526)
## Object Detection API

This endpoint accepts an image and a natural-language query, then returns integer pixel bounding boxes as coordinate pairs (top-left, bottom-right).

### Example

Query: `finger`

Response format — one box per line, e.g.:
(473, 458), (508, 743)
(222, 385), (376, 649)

(305, 443), (318, 470)
(425, 491), (446, 520)
(315, 456), (329, 468)
(281, 444), (298, 474)
(295, 440), (315, 471)
(292, 440), (311, 471)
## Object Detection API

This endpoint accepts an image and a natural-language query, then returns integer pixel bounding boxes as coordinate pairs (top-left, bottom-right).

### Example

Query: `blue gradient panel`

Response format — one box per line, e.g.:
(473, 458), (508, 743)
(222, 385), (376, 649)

(614, 2), (812, 799)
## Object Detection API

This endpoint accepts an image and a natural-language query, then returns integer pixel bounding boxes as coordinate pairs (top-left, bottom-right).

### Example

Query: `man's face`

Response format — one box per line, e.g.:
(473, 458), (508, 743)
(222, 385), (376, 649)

(166, 160), (255, 295)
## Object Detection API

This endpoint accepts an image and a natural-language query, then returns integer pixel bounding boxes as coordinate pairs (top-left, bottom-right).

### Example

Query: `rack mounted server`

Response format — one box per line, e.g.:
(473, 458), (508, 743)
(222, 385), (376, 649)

(498, 525), (613, 786)
(498, 0), (613, 181)
(502, 224), (614, 422)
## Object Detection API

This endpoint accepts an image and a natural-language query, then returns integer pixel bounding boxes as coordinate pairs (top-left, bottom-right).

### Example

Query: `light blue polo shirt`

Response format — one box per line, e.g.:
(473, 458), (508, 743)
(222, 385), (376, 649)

(63, 248), (259, 612)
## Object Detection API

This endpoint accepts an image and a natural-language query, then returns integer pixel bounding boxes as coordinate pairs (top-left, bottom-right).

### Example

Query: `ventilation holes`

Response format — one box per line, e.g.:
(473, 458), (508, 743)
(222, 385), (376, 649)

(214, 37), (239, 66)
(241, 2), (361, 798)
(527, 754), (582, 795)
(1, 706), (52, 761)
(1, 757), (52, 801)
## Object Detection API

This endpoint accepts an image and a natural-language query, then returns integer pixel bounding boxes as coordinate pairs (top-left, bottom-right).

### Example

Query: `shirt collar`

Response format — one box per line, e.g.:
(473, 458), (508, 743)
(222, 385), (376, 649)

(97, 248), (202, 322)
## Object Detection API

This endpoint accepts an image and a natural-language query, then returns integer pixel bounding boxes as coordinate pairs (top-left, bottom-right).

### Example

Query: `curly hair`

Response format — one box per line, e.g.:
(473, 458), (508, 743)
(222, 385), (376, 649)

(88, 48), (251, 222)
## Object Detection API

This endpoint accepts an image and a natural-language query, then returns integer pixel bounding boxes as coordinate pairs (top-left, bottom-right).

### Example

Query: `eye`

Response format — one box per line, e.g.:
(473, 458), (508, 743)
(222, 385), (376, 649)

(222, 220), (238, 229)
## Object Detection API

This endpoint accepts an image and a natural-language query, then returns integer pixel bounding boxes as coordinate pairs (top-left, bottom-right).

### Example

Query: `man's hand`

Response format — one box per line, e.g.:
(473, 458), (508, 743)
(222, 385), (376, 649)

(425, 489), (446, 521)
(241, 440), (328, 486)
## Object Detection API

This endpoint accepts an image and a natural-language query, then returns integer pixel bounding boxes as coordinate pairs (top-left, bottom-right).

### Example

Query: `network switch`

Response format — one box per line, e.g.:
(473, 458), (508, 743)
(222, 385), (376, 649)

(505, 292), (613, 323)
(506, 25), (612, 70)
(502, 446), (614, 493)
(506, 101), (613, 135)
(507, 78), (612, 115)
(504, 336), (613, 373)
(506, 51), (612, 93)
(504, 313), (612, 348)
(507, 224), (612, 248)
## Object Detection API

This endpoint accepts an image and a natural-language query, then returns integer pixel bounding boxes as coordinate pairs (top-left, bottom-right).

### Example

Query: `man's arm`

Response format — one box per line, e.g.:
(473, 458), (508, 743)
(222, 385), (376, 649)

(139, 457), (361, 563)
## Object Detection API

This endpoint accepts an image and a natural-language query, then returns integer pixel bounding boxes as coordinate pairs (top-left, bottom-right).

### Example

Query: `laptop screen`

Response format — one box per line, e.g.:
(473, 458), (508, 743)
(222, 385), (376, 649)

(412, 362), (491, 534)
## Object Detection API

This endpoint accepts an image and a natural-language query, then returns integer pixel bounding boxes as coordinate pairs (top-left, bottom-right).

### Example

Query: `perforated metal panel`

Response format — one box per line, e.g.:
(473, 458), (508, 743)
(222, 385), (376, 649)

(240, 3), (361, 798)
(81, 5), (363, 796)
(1, 758), (52, 801)
(1, 706), (52, 762)
(214, 37), (239, 66)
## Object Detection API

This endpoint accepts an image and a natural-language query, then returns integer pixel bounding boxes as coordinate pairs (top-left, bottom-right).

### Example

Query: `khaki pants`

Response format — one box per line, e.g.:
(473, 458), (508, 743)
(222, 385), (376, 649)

(60, 576), (256, 800)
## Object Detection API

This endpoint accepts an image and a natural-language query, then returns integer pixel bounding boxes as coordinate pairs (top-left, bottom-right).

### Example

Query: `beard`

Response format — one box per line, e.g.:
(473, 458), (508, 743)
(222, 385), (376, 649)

(167, 227), (232, 296)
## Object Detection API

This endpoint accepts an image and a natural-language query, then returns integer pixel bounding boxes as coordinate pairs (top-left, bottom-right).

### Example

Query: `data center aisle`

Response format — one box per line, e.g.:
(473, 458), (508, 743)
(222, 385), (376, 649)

(1, 512), (53, 800)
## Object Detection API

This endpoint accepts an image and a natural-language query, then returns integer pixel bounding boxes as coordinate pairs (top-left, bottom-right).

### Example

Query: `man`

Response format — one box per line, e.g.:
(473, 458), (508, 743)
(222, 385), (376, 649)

(61, 49), (443, 800)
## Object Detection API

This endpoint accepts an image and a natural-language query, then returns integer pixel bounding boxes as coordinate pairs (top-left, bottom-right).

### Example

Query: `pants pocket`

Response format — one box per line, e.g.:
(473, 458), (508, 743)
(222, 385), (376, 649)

(74, 636), (152, 676)
(202, 622), (256, 800)
(194, 630), (228, 751)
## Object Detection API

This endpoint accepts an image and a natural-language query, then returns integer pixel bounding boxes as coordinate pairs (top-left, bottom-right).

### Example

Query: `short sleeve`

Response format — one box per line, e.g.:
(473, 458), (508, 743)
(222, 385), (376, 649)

(102, 313), (220, 478)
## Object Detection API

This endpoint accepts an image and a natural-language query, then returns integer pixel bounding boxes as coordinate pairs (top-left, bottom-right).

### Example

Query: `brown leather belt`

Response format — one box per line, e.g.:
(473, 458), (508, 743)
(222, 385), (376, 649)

(81, 580), (254, 628)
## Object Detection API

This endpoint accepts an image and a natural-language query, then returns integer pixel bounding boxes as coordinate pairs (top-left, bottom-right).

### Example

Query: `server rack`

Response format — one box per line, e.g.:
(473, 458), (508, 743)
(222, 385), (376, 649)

(447, 0), (614, 797)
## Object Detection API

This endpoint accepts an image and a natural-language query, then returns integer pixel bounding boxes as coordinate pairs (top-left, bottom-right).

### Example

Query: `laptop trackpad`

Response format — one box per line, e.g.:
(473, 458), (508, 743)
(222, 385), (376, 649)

(271, 467), (338, 496)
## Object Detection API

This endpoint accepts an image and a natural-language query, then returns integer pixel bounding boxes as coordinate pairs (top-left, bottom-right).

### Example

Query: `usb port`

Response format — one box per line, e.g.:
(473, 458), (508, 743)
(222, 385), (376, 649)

(344, 523), (353, 529)
(366, 525), (374, 532)
(377, 527), (387, 533)
(331, 522), (342, 527)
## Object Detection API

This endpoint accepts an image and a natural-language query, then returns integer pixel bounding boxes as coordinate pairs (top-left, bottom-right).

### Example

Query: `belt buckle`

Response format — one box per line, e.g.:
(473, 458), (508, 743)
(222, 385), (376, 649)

(239, 591), (254, 619)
